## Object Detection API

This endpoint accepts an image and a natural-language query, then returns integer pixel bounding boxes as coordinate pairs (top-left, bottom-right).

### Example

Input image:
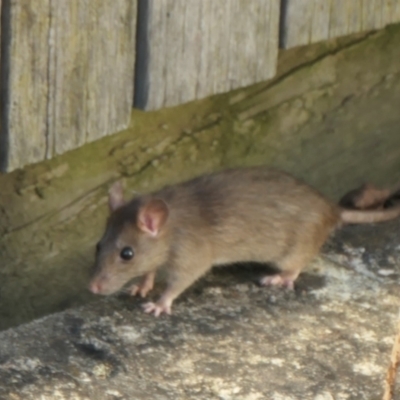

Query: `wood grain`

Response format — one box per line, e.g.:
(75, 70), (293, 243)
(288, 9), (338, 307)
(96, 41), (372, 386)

(1, 0), (136, 171)
(135, 0), (280, 110)
(282, 0), (400, 48)
(3, 0), (50, 171)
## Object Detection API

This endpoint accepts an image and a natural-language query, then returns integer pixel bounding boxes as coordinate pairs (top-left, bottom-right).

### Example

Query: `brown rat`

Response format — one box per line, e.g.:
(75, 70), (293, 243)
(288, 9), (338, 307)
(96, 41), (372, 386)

(89, 166), (400, 316)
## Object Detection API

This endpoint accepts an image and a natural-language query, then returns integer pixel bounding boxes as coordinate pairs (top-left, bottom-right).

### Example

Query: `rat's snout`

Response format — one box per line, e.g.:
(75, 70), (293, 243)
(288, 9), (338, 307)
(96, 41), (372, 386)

(88, 272), (120, 296)
(88, 275), (109, 295)
(89, 280), (102, 294)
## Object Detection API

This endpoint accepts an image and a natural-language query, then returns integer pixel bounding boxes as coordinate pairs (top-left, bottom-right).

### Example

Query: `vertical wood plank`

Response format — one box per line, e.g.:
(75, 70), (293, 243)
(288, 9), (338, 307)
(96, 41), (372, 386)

(164, 0), (185, 108)
(344, 0), (363, 37)
(195, 0), (217, 100)
(229, 0), (278, 90)
(1, 0), (136, 172)
(281, 0), (313, 49)
(143, 0), (168, 111)
(384, 0), (400, 23)
(310, 0), (331, 43)
(87, 0), (136, 143)
(329, 0), (349, 38)
(49, 0), (137, 155)
(229, 0), (253, 90)
(135, 0), (280, 110)
(281, 0), (400, 48)
(382, 0), (400, 25)
(382, 0), (393, 24)
(209, 0), (231, 95)
(3, 0), (50, 171)
(180, 0), (202, 104)
(196, 0), (212, 100)
(391, 0), (400, 23)
(328, 0), (363, 39)
(258, 0), (280, 82)
(362, 0), (383, 30)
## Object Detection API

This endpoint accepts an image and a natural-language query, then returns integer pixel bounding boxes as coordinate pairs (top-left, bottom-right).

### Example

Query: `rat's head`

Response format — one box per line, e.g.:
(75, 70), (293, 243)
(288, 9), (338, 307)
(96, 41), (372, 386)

(89, 182), (169, 295)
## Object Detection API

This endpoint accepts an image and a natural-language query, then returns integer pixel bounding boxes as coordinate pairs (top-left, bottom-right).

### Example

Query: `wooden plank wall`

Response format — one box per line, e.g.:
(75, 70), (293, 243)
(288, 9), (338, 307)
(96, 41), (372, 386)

(281, 0), (400, 48)
(134, 0), (280, 110)
(0, 0), (137, 172)
(1, 0), (400, 171)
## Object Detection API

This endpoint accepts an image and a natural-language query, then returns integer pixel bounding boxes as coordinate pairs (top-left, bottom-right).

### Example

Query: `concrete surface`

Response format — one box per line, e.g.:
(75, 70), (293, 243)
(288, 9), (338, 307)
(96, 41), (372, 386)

(0, 219), (399, 400)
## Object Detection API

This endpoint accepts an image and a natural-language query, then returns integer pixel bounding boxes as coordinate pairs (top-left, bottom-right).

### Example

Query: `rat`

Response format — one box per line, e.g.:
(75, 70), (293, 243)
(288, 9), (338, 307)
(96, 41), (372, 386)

(89, 166), (400, 316)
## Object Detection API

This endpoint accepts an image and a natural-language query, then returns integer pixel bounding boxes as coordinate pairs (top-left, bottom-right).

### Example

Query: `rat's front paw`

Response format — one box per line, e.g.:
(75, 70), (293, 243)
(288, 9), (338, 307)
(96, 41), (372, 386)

(142, 301), (172, 317)
(129, 283), (152, 298)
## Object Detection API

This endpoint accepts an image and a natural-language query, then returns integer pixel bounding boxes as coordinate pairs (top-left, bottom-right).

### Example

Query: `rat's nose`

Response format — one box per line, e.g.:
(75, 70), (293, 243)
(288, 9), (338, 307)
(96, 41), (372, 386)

(89, 281), (102, 294)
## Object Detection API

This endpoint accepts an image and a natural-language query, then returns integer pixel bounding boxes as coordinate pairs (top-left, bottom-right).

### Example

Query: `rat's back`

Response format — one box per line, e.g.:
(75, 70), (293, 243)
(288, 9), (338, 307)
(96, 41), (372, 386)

(155, 166), (340, 267)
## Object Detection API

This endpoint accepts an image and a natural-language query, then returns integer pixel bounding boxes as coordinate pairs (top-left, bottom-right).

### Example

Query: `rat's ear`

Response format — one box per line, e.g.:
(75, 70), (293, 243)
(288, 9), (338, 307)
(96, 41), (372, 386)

(108, 181), (125, 212)
(137, 199), (169, 237)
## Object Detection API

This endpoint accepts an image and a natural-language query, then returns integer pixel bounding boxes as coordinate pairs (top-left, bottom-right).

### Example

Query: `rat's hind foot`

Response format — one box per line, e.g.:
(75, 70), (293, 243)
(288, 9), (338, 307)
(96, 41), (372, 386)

(142, 301), (172, 317)
(260, 273), (297, 290)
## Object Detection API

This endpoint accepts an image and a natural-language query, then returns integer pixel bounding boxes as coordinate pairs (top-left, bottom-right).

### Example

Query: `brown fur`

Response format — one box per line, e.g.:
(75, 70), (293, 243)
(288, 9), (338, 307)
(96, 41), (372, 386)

(89, 166), (400, 316)
(339, 183), (391, 210)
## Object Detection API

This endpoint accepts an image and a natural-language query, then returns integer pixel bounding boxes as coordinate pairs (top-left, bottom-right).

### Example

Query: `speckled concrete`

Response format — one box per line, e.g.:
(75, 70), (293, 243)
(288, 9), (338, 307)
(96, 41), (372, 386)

(0, 219), (399, 400)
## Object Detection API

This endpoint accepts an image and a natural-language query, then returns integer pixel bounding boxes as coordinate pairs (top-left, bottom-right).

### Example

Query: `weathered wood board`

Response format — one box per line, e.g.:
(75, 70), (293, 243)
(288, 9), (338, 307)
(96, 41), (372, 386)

(1, 0), (136, 172)
(1, 0), (50, 172)
(134, 0), (280, 110)
(281, 0), (400, 48)
(2, 0), (400, 171)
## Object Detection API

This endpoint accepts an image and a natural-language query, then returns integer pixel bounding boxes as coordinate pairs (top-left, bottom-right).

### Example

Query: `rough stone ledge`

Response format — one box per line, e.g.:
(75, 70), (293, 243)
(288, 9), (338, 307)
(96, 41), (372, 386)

(1, 220), (400, 400)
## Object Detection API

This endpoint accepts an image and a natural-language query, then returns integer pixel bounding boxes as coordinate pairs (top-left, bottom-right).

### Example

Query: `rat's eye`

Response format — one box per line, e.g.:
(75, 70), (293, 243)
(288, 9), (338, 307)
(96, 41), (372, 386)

(120, 246), (134, 261)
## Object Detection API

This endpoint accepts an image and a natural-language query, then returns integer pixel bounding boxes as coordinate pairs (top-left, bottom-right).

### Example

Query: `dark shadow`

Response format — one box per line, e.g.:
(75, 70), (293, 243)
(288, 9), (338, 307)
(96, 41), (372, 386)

(0, 0), (11, 172)
(134, 0), (150, 109)
(279, 0), (288, 48)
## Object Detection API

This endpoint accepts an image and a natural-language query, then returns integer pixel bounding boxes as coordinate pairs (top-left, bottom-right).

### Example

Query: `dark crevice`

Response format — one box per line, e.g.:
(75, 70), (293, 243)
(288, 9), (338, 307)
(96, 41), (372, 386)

(44, 1), (53, 159)
(133, 0), (150, 110)
(0, 0), (11, 172)
(278, 0), (288, 48)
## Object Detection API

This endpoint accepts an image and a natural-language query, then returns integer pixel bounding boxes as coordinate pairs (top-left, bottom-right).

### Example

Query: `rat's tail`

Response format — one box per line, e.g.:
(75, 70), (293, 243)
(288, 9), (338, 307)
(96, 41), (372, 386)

(340, 206), (400, 224)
